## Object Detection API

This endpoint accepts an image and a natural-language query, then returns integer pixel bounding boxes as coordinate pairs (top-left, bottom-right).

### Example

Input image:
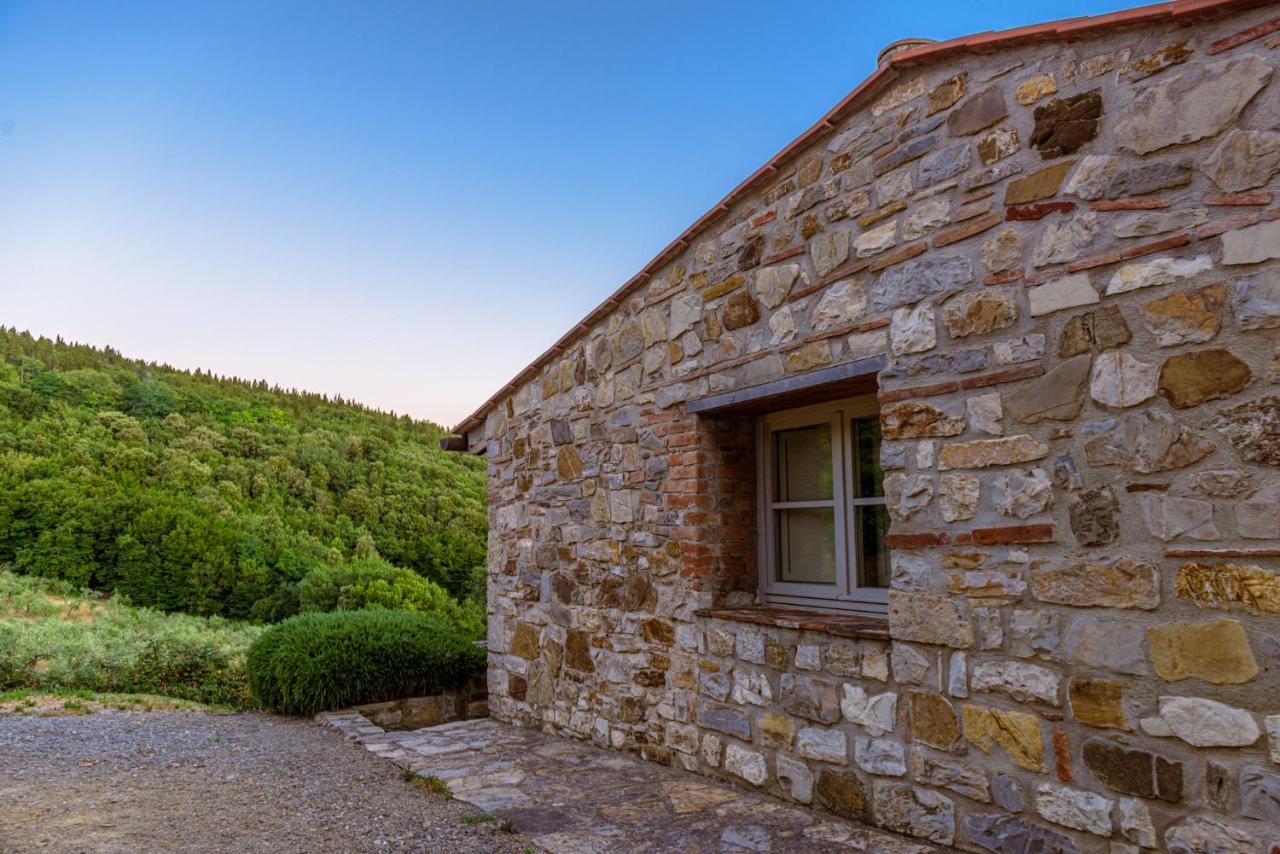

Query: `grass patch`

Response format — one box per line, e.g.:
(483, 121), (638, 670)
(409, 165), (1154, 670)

(402, 770), (452, 796)
(0, 687), (231, 715)
(0, 570), (260, 708)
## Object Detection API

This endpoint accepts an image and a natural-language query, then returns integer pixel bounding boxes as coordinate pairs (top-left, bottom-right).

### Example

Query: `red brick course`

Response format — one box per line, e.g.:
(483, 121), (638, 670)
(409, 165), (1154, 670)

(1090, 198), (1171, 211)
(1006, 202), (1077, 221)
(1207, 12), (1280, 52)
(971, 524), (1056, 545)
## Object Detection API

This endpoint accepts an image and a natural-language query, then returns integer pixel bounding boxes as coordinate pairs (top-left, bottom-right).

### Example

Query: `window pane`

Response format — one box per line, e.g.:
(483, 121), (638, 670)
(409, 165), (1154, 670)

(852, 415), (884, 499)
(775, 508), (836, 584)
(856, 503), (891, 588)
(773, 424), (833, 502)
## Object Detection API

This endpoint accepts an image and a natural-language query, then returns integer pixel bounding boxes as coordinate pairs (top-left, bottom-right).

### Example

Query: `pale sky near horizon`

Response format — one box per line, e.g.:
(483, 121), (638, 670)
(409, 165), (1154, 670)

(1, 0), (1130, 427)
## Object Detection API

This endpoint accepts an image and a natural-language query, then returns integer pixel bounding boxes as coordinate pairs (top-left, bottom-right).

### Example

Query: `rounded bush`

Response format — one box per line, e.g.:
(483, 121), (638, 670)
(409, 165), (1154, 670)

(297, 558), (484, 639)
(246, 609), (484, 716)
(243, 620), (289, 712)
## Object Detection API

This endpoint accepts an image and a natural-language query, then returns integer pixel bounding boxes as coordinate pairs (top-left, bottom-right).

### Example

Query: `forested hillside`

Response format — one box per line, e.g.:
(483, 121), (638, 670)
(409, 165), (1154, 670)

(0, 328), (486, 622)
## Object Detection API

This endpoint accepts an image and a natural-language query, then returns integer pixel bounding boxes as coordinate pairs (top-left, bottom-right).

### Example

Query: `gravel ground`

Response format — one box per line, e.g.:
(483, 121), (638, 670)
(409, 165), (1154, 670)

(0, 710), (533, 853)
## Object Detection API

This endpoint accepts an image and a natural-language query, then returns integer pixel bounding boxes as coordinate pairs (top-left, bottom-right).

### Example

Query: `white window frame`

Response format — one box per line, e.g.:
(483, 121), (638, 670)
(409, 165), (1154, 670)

(756, 394), (888, 615)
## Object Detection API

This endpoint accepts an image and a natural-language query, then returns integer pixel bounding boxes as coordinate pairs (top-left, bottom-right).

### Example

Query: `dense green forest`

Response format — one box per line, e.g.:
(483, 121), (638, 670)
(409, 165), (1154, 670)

(0, 328), (487, 623)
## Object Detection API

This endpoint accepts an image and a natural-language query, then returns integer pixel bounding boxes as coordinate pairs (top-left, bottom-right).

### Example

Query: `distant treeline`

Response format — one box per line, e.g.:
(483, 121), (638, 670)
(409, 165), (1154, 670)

(0, 327), (487, 622)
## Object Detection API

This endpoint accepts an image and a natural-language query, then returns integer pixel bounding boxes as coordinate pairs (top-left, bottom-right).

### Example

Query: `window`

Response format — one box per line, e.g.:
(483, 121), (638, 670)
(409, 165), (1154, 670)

(756, 395), (889, 614)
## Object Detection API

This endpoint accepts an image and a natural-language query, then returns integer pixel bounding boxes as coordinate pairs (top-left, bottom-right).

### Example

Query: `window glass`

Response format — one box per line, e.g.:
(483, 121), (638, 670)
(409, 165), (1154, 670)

(773, 424), (833, 502)
(762, 396), (887, 611)
(775, 508), (837, 584)
(852, 415), (884, 499)
(856, 504), (891, 588)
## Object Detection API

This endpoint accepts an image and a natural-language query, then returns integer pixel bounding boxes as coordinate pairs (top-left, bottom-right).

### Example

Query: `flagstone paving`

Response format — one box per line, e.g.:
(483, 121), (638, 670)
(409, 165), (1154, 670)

(317, 714), (942, 854)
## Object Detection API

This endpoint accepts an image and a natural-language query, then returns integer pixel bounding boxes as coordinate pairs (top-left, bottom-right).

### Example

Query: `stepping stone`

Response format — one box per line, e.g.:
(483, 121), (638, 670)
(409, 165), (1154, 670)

(321, 714), (942, 853)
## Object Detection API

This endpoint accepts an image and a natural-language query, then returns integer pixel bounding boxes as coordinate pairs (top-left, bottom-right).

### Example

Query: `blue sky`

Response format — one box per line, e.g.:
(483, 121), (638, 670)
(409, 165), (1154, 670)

(1, 0), (1131, 426)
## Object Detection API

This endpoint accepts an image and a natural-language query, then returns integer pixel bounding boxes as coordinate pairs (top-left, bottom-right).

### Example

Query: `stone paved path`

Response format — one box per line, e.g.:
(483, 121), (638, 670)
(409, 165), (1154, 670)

(318, 714), (942, 853)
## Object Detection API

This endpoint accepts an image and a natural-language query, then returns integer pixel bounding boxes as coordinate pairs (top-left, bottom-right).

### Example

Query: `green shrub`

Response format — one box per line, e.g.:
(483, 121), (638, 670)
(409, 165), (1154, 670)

(246, 609), (484, 716)
(0, 571), (259, 707)
(297, 558), (484, 639)
(244, 618), (288, 712)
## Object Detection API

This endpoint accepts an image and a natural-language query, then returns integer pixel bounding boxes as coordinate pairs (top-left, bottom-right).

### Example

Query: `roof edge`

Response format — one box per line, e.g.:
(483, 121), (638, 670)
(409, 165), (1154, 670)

(453, 0), (1272, 437)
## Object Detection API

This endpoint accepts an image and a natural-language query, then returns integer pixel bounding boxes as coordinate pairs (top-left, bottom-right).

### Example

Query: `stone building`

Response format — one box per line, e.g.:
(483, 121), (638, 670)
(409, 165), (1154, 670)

(446, 0), (1280, 849)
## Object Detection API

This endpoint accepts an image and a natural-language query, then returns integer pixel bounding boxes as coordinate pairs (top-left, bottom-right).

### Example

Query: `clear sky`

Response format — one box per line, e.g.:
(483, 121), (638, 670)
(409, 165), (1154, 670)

(1, 0), (1132, 427)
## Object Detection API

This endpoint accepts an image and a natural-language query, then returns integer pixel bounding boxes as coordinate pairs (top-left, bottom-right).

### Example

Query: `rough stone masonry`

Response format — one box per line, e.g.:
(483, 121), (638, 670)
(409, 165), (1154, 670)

(454, 3), (1280, 851)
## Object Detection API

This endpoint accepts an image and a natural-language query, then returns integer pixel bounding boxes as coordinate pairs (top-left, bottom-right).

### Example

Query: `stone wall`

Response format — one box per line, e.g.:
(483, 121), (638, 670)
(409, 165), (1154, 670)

(474, 5), (1280, 850)
(344, 676), (489, 730)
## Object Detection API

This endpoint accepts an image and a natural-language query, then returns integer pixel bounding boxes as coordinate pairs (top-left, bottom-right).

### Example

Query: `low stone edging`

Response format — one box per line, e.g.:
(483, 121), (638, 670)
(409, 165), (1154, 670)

(324, 676), (488, 731)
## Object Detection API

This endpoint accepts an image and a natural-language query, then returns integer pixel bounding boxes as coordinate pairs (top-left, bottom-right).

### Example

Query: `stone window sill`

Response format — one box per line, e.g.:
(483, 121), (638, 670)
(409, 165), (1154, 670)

(694, 606), (889, 640)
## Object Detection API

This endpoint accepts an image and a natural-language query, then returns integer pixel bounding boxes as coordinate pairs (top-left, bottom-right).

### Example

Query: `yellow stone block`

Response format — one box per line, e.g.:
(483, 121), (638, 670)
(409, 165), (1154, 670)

(1015, 73), (1057, 105)
(857, 200), (907, 229)
(962, 704), (1045, 772)
(760, 712), (796, 750)
(910, 691), (960, 750)
(702, 274), (744, 301)
(785, 341), (832, 372)
(1175, 563), (1280, 614)
(1147, 618), (1259, 684)
(556, 446), (583, 480)
(1068, 677), (1128, 730)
